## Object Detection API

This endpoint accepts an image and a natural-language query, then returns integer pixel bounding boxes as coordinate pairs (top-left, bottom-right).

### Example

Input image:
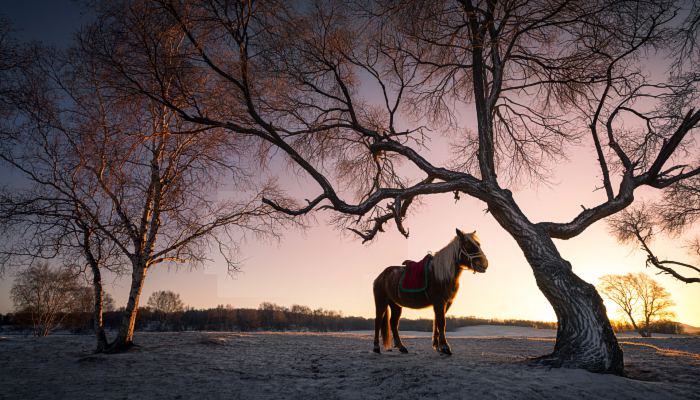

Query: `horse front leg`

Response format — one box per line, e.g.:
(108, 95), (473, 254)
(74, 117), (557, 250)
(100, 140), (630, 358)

(433, 302), (451, 355)
(432, 319), (439, 350)
(433, 300), (452, 350)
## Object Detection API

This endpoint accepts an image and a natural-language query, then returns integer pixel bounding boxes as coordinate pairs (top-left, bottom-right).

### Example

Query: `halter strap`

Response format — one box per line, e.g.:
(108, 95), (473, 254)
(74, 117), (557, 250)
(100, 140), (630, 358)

(459, 246), (483, 269)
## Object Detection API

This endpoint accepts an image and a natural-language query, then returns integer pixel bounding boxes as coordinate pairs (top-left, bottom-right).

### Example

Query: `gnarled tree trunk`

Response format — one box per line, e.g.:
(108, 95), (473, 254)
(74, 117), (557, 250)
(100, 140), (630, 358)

(528, 252), (623, 373)
(489, 192), (624, 374)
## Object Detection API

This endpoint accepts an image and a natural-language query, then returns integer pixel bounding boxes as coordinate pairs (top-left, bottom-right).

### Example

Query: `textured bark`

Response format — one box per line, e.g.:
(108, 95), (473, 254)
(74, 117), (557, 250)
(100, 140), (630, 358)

(91, 264), (108, 353)
(488, 190), (624, 374)
(530, 257), (623, 373)
(107, 262), (148, 353)
(82, 226), (109, 353)
(81, 0), (700, 374)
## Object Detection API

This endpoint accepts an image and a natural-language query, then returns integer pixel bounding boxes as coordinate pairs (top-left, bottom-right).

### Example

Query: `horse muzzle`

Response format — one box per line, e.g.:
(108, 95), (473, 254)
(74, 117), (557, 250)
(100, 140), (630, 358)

(470, 258), (488, 273)
(471, 264), (488, 274)
(462, 252), (488, 274)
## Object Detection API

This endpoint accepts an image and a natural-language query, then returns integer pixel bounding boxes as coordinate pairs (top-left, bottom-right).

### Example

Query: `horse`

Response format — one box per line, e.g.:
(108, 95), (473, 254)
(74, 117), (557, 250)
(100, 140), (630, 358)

(373, 228), (488, 355)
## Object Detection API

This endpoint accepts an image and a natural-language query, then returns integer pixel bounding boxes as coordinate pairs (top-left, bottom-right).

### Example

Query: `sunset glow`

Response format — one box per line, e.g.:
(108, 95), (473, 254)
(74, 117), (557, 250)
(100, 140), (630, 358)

(0, 0), (698, 331)
(3, 1), (700, 397)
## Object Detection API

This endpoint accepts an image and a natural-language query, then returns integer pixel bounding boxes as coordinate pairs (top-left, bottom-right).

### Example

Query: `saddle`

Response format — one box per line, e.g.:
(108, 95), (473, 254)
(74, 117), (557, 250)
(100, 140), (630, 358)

(399, 254), (432, 293)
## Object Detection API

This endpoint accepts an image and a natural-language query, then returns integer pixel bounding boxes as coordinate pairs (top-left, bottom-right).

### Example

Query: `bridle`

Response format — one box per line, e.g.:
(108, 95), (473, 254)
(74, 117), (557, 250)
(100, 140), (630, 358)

(459, 242), (484, 271)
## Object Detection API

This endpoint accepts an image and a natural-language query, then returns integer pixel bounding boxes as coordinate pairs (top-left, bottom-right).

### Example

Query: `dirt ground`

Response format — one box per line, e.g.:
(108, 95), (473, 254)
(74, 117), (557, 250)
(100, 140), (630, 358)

(1, 331), (699, 399)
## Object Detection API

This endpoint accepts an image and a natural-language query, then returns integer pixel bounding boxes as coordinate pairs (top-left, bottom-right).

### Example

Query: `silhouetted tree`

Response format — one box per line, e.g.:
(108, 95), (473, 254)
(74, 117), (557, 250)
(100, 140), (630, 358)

(147, 290), (185, 330)
(147, 290), (185, 314)
(88, 0), (700, 373)
(609, 202), (700, 283)
(10, 262), (82, 336)
(236, 308), (261, 331)
(64, 286), (117, 333)
(598, 273), (675, 337)
(0, 24), (126, 351)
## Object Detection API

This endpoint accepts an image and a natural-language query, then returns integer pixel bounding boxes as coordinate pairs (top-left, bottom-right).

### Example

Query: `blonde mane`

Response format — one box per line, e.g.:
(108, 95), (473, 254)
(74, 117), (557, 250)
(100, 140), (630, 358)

(431, 236), (461, 283)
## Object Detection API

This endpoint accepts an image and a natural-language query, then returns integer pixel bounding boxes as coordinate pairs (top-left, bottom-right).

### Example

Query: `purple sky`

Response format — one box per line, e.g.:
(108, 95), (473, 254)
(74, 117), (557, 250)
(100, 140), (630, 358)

(0, 1), (698, 326)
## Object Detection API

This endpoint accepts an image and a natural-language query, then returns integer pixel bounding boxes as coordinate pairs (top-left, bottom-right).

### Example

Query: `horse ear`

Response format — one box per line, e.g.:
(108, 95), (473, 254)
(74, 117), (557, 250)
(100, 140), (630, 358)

(456, 228), (465, 238)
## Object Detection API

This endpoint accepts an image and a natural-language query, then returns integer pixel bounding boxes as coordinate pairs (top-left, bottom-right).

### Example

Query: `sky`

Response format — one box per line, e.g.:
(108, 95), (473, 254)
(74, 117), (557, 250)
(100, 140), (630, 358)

(0, 1), (698, 327)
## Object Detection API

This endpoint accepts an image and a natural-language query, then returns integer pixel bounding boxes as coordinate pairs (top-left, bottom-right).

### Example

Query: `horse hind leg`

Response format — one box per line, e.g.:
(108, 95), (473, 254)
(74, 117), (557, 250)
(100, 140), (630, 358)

(373, 285), (390, 353)
(389, 303), (408, 353)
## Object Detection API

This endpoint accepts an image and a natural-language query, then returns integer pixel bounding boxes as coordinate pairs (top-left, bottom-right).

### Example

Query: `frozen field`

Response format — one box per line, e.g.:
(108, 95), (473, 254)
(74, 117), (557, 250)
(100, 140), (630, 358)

(1, 329), (699, 399)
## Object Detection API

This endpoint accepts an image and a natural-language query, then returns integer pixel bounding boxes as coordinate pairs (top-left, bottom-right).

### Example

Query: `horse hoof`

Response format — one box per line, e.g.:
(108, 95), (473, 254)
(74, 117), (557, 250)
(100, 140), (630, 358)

(439, 345), (452, 355)
(373, 347), (381, 354)
(399, 347), (408, 353)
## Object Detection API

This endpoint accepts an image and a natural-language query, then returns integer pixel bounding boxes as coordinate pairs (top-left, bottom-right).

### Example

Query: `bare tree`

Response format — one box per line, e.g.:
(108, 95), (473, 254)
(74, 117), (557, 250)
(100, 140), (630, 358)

(0, 174), (126, 350)
(598, 273), (675, 337)
(0, 28), (298, 352)
(10, 262), (82, 336)
(103, 292), (115, 312)
(147, 290), (185, 330)
(0, 38), (132, 351)
(80, 0), (700, 373)
(609, 202), (700, 283)
(147, 290), (185, 314)
(0, 18), (12, 119)
(0, 193), (126, 350)
(0, 18), (122, 350)
(68, 285), (116, 331)
(73, 286), (115, 313)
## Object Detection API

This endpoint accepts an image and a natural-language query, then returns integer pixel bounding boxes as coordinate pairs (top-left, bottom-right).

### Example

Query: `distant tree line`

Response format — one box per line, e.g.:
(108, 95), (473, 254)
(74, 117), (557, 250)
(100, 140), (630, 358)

(609, 319), (684, 335)
(0, 303), (559, 333)
(1, 309), (684, 335)
(2, 297), (685, 335)
(1, 278), (686, 336)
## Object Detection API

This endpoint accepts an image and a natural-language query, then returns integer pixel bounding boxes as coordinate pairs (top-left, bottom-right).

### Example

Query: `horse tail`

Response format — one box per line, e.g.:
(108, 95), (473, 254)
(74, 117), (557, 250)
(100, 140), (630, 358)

(373, 271), (391, 350)
(381, 308), (391, 349)
(381, 307), (391, 349)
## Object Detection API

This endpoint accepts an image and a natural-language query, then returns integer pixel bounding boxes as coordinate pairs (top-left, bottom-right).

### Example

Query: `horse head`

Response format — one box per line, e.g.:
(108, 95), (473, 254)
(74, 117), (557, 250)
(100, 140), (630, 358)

(456, 228), (488, 273)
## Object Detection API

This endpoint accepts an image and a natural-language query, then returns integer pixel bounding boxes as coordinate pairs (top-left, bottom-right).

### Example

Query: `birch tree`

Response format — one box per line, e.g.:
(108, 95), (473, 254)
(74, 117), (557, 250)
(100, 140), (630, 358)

(0, 27), (297, 352)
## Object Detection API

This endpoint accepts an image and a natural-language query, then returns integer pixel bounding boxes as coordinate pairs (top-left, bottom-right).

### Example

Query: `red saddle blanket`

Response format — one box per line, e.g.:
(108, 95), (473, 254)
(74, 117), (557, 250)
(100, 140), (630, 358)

(399, 255), (432, 292)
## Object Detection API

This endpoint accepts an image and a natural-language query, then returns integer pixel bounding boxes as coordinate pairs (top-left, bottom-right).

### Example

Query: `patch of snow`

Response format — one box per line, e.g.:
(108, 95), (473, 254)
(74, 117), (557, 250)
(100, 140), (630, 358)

(1, 332), (698, 399)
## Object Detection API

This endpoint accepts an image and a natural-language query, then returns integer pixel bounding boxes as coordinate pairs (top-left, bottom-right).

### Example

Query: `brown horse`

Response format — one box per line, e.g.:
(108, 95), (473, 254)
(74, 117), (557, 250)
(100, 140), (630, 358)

(373, 229), (488, 355)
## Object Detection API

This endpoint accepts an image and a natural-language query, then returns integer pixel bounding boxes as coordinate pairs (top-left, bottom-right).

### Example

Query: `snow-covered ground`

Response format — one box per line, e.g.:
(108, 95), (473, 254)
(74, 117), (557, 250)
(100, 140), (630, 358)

(1, 330), (699, 399)
(351, 324), (684, 338)
(347, 324), (557, 338)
